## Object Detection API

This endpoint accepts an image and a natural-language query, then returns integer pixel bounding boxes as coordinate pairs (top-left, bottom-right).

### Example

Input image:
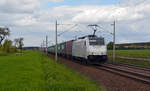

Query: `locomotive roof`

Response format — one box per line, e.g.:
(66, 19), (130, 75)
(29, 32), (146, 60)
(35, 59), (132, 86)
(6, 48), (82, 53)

(78, 35), (104, 40)
(78, 35), (97, 39)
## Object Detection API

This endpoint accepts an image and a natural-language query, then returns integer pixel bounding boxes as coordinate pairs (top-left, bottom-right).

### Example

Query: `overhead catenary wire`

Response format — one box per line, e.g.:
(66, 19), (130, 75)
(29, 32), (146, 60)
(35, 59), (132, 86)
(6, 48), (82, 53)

(58, 24), (78, 36)
(55, 21), (78, 61)
(72, 24), (92, 39)
(97, 25), (113, 35)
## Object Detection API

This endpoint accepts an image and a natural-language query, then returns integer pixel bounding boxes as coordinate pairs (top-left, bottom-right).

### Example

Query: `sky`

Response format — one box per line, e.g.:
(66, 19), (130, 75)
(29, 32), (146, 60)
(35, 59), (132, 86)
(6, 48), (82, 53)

(0, 0), (150, 47)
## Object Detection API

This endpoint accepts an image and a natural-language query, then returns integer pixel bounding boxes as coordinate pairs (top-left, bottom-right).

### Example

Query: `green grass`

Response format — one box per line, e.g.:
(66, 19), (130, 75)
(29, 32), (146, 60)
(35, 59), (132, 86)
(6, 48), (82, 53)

(108, 49), (150, 68)
(108, 57), (150, 68)
(0, 51), (102, 91)
(108, 49), (150, 59)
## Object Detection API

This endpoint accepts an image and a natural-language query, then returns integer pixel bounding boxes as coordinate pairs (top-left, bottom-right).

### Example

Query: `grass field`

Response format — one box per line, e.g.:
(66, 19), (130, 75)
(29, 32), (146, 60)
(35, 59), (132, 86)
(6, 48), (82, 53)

(108, 49), (150, 59)
(108, 49), (150, 68)
(0, 51), (102, 91)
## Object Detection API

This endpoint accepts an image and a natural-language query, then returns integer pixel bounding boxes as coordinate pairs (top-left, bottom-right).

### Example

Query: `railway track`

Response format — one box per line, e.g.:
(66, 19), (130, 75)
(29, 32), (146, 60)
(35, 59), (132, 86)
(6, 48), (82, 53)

(95, 63), (150, 84)
(107, 62), (150, 71)
(49, 54), (150, 84)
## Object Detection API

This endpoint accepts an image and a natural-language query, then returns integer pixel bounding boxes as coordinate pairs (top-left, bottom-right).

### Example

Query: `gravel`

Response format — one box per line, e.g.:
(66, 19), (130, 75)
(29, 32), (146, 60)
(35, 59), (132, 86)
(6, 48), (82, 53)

(50, 55), (150, 91)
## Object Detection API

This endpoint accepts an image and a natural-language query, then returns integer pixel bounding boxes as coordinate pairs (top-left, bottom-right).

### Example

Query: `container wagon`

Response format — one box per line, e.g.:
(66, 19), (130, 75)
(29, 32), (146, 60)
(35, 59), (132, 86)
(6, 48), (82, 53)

(48, 35), (107, 65)
(66, 40), (74, 59)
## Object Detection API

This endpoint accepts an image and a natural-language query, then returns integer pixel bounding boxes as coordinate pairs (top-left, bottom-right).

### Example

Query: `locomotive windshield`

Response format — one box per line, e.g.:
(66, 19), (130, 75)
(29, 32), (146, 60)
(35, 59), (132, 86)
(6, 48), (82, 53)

(89, 38), (104, 45)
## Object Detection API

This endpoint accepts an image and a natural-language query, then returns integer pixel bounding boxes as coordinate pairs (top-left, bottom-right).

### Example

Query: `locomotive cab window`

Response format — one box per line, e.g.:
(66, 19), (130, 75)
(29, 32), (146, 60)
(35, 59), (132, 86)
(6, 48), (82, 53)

(89, 39), (104, 45)
(84, 41), (86, 46)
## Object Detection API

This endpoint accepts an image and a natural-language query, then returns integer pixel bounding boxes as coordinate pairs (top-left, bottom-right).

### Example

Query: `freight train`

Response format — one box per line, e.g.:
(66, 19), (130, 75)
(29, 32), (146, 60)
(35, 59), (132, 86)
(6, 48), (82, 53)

(48, 35), (107, 64)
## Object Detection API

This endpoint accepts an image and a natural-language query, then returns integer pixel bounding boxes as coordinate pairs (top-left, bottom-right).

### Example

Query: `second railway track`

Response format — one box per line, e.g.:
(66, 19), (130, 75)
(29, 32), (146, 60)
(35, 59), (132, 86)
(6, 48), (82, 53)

(95, 63), (150, 84)
(107, 62), (150, 72)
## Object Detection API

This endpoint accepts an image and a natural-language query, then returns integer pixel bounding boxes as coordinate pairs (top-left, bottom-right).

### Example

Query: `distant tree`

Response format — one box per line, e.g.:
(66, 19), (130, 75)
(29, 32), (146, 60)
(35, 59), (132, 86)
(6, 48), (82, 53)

(14, 38), (19, 47)
(2, 40), (12, 53)
(118, 45), (124, 49)
(18, 38), (24, 51)
(132, 45), (138, 49)
(14, 38), (24, 52)
(10, 46), (18, 53)
(107, 42), (114, 50)
(0, 45), (2, 51)
(144, 45), (148, 49)
(0, 27), (10, 45)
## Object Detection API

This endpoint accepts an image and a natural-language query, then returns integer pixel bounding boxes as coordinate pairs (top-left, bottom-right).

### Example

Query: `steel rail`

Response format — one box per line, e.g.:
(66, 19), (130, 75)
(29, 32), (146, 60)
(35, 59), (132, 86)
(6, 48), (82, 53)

(106, 62), (150, 71)
(95, 65), (150, 84)
(103, 65), (150, 78)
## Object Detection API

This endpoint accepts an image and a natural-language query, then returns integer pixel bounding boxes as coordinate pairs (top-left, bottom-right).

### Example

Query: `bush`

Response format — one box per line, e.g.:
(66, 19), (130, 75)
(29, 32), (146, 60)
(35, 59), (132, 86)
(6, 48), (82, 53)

(2, 40), (12, 53)
(10, 46), (18, 53)
(0, 40), (18, 54)
(0, 45), (2, 51)
(0, 45), (3, 54)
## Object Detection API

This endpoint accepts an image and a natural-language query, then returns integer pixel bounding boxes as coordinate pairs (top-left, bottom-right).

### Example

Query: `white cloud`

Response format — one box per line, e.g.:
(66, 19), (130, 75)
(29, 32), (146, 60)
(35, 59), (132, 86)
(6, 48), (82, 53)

(14, 15), (37, 26)
(118, 0), (149, 6)
(72, 5), (145, 23)
(0, 0), (40, 13)
(50, 0), (64, 2)
(0, 0), (150, 46)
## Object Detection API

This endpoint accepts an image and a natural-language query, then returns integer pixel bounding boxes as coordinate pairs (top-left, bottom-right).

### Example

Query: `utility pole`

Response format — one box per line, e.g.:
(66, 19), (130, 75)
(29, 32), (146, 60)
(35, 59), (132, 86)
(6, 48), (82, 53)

(43, 40), (45, 52)
(46, 36), (48, 55)
(40, 43), (42, 51)
(54, 21), (75, 61)
(55, 20), (58, 61)
(111, 21), (116, 62)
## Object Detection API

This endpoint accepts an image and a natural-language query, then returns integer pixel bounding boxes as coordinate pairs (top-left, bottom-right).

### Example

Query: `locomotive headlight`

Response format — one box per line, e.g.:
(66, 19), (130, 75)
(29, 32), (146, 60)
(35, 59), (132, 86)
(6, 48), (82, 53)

(92, 52), (94, 55)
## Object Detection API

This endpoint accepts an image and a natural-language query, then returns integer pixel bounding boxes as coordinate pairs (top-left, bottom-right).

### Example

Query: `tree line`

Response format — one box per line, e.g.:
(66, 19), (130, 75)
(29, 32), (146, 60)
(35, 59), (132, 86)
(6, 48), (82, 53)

(107, 42), (150, 50)
(0, 27), (24, 53)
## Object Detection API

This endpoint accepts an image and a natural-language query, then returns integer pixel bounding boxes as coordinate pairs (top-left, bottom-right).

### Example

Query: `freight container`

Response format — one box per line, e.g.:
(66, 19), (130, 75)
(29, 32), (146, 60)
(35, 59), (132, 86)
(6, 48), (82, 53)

(66, 40), (74, 56)
(57, 43), (62, 54)
(48, 46), (55, 54)
(61, 42), (67, 56)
